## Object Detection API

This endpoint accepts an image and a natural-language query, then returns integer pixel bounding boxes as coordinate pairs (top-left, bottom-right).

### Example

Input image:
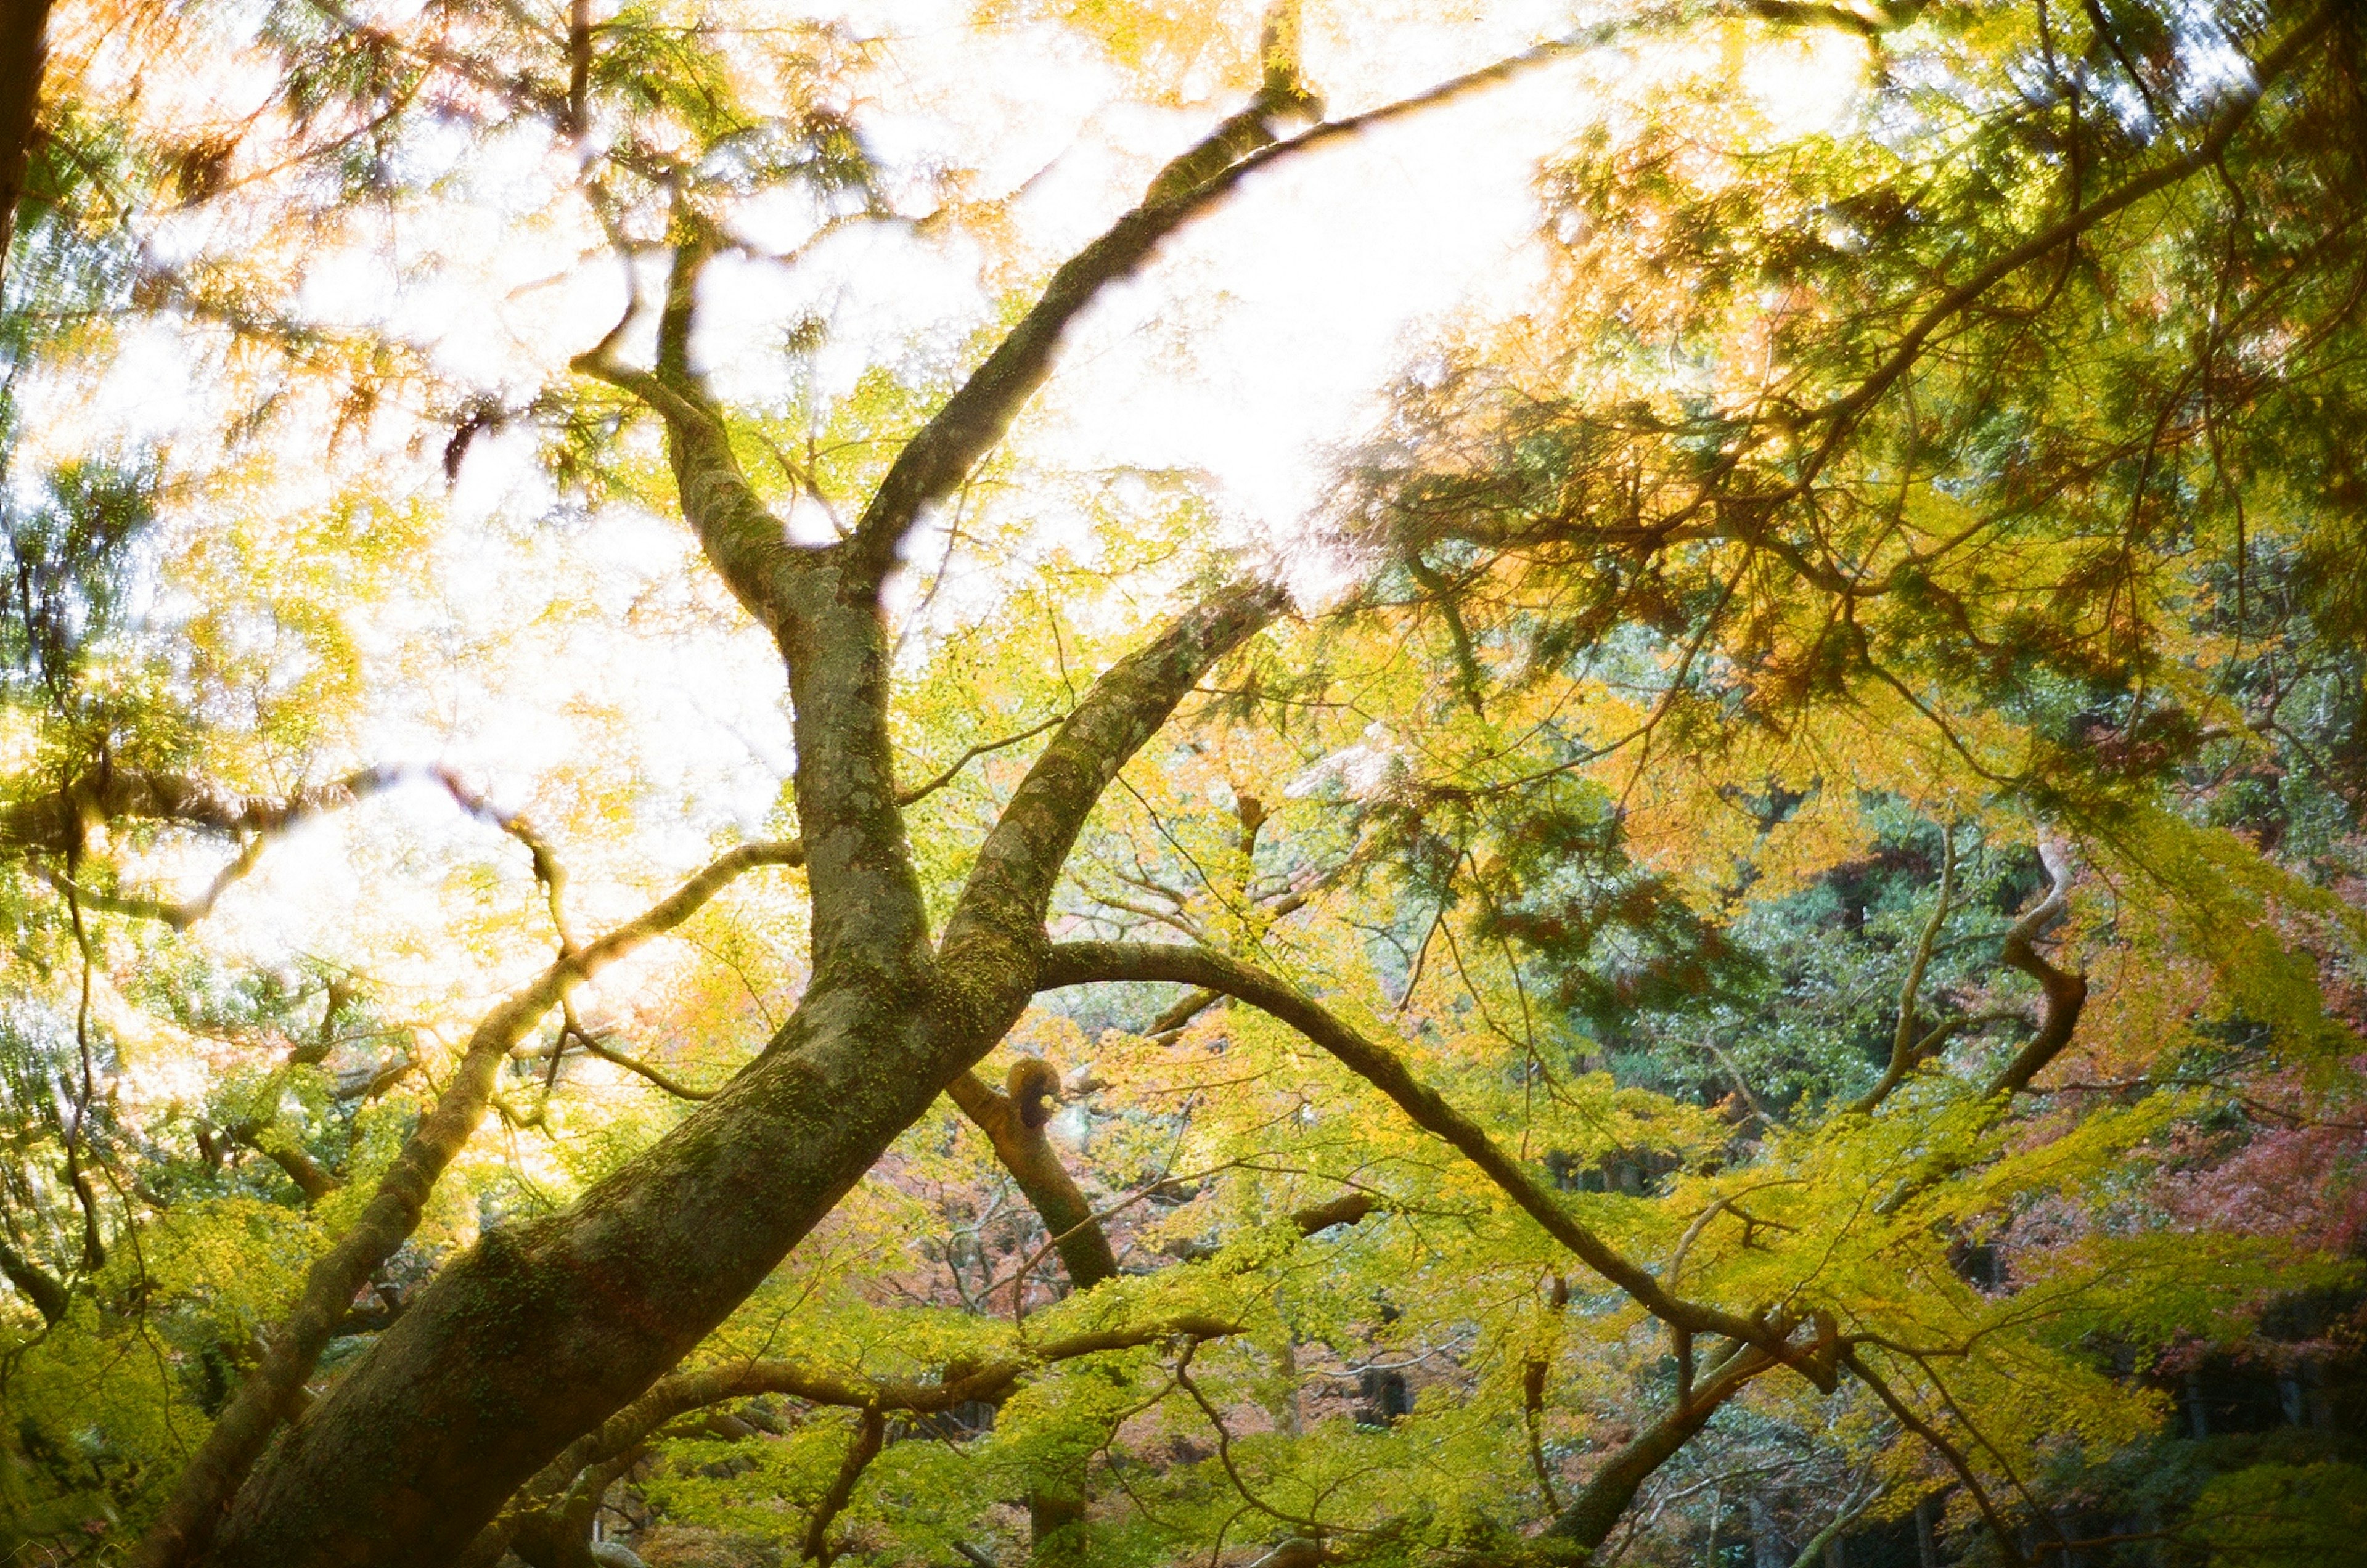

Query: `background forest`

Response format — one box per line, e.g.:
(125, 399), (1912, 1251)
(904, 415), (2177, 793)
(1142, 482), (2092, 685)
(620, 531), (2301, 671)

(0, 1), (2363, 1566)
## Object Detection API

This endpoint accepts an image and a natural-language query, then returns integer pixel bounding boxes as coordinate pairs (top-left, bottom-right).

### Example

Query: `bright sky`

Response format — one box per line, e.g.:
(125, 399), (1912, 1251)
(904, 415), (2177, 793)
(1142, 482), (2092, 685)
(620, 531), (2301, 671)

(47, 1), (1870, 1085)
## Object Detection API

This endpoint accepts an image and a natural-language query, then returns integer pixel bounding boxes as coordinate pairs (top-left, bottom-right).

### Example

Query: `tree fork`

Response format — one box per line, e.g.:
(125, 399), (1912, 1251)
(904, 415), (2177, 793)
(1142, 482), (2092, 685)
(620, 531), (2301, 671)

(193, 586), (1269, 1568)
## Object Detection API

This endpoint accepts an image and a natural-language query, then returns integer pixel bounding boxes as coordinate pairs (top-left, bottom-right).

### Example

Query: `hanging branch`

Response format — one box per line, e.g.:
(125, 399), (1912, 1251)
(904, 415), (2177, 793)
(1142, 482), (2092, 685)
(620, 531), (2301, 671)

(1037, 941), (1823, 1364)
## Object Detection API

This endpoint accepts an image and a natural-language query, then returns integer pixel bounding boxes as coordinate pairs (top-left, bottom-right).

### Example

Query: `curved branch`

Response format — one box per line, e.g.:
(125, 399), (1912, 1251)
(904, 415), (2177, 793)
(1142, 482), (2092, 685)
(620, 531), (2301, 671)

(1, 764), (412, 858)
(1174, 1337), (1337, 1538)
(1145, 986), (1222, 1039)
(947, 1064), (1119, 1290)
(574, 1031), (718, 1101)
(519, 1020), (722, 1102)
(839, 22), (1645, 582)
(11, 763), (576, 936)
(1786, 1479), (1884, 1568)
(574, 233), (798, 631)
(1036, 941), (1791, 1355)
(226, 1124), (341, 1205)
(801, 1408), (885, 1562)
(897, 713), (1068, 809)
(33, 839), (266, 931)
(1985, 838), (2085, 1096)
(425, 766), (579, 949)
(0, 1235), (67, 1325)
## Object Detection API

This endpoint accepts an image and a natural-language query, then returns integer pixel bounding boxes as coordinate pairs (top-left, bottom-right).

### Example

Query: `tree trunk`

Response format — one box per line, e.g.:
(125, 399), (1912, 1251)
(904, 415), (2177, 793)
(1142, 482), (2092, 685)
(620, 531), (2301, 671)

(177, 28), (1589, 1558)
(202, 982), (979, 1567)
(0, 0), (49, 284)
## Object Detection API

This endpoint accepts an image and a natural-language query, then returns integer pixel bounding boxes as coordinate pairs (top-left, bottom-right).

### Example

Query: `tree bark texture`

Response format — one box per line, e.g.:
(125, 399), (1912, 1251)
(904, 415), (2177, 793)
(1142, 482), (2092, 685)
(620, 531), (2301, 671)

(0, 0), (48, 284)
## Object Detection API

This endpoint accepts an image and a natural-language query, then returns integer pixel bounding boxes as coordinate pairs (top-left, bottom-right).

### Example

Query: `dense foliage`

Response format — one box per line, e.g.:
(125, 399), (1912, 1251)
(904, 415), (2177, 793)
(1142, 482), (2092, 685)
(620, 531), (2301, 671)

(0, 2), (2361, 1567)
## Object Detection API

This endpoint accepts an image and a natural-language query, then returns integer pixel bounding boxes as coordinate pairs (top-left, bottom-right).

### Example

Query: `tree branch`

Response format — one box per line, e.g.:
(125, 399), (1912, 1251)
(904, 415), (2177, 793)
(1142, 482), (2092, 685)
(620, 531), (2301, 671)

(1037, 941), (1803, 1357)
(1805, 1), (2337, 452)
(897, 713), (1067, 809)
(1145, 986), (1222, 1039)
(571, 1028), (719, 1101)
(9, 763), (576, 937)
(1839, 1346), (2032, 1568)
(1985, 838), (2085, 1096)
(0, 763), (414, 858)
(227, 1124), (341, 1205)
(946, 1062), (1119, 1290)
(573, 234), (796, 630)
(484, 1310), (1246, 1556)
(938, 584), (1286, 989)
(1853, 827), (1956, 1114)
(1537, 1342), (1778, 1553)
(838, 23), (1635, 582)
(1786, 1477), (1884, 1568)
(801, 1408), (885, 1562)
(0, 1233), (67, 1325)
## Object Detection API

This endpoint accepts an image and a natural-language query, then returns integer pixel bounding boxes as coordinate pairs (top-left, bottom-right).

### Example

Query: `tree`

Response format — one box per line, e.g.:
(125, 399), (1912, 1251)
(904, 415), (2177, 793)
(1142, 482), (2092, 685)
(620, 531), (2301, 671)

(0, 2), (2361, 1567)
